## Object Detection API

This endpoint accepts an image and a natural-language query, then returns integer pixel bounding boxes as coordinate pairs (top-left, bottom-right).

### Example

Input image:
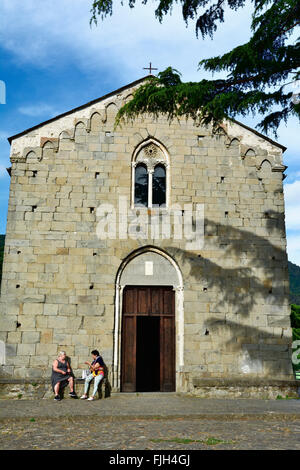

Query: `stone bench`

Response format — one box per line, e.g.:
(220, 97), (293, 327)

(0, 377), (111, 400)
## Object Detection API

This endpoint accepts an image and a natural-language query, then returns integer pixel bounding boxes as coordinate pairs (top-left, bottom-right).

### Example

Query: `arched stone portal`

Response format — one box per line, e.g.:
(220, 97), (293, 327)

(113, 247), (184, 392)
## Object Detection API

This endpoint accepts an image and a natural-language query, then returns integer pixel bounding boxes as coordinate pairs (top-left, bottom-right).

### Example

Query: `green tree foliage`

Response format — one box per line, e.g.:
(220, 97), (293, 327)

(91, 0), (300, 136)
(291, 303), (300, 336)
(288, 260), (300, 305)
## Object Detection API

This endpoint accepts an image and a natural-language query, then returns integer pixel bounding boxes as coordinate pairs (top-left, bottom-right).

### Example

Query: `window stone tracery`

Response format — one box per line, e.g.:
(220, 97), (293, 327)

(131, 140), (170, 209)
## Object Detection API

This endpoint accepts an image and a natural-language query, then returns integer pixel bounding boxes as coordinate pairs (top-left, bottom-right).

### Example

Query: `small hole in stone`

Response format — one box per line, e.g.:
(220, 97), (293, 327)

(32, 205), (37, 212)
(90, 207), (95, 214)
(205, 329), (209, 336)
(95, 172), (99, 179)
(89, 284), (94, 290)
(32, 170), (37, 177)
(17, 250), (21, 254)
(225, 211), (228, 217)
(203, 287), (207, 292)
(16, 284), (20, 288)
(93, 252), (97, 256)
(16, 321), (21, 328)
(220, 176), (225, 182)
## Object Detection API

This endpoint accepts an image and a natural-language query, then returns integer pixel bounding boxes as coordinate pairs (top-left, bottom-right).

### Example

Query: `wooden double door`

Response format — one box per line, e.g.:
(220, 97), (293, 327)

(121, 286), (175, 392)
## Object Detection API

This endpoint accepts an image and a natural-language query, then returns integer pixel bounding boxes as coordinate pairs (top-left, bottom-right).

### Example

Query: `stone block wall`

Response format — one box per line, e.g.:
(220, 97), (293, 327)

(0, 80), (294, 394)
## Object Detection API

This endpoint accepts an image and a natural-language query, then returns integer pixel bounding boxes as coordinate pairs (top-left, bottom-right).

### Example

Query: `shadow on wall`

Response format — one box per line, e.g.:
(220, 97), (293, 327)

(204, 319), (291, 377)
(167, 210), (288, 317)
(165, 210), (293, 377)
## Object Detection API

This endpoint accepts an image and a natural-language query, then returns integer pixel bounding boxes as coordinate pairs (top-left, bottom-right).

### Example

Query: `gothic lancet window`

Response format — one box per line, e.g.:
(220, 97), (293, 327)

(132, 140), (169, 209)
(152, 164), (166, 207)
(134, 164), (148, 207)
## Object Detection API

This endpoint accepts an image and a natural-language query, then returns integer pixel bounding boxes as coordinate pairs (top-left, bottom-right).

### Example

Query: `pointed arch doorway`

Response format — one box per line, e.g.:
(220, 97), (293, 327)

(122, 285), (175, 392)
(113, 247), (184, 393)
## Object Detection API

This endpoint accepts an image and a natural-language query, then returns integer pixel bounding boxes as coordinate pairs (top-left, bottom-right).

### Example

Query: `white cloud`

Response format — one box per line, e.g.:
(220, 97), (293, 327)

(283, 179), (300, 266)
(0, 0), (253, 81)
(18, 104), (61, 117)
(0, 131), (9, 141)
(284, 179), (300, 208)
(0, 164), (8, 179)
(276, 117), (300, 164)
(1, 0), (298, 147)
(284, 180), (300, 234)
(287, 233), (300, 266)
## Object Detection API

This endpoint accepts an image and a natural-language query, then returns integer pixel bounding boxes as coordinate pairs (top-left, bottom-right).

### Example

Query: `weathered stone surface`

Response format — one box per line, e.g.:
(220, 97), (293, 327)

(0, 77), (293, 396)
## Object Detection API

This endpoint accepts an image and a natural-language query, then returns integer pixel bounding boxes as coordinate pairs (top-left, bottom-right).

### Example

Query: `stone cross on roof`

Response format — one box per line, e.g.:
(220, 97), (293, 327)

(143, 62), (158, 75)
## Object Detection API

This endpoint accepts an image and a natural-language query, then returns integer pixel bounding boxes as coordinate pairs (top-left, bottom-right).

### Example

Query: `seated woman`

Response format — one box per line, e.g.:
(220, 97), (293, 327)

(80, 349), (105, 401)
(51, 351), (77, 401)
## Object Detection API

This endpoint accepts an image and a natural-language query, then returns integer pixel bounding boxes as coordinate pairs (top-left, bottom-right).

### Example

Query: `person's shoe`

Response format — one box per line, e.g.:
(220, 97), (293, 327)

(87, 396), (95, 401)
(69, 392), (78, 398)
(54, 395), (61, 401)
(80, 395), (87, 399)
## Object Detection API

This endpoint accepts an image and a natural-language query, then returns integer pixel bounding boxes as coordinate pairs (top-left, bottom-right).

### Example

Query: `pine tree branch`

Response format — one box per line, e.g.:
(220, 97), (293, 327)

(91, 0), (300, 134)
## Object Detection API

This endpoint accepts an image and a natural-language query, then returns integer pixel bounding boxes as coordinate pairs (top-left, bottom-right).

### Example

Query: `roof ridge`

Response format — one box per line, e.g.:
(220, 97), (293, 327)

(8, 75), (151, 144)
(8, 75), (286, 152)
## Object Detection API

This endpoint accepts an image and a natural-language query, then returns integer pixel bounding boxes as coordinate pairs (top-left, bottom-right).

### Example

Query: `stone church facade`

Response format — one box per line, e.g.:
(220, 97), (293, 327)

(0, 77), (296, 397)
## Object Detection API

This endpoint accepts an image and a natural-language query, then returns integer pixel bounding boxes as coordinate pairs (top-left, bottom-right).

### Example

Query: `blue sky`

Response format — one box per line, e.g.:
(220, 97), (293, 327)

(0, 0), (299, 264)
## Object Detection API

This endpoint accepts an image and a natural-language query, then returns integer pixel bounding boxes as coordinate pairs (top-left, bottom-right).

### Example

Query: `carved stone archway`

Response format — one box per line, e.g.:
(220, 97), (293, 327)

(112, 246), (184, 391)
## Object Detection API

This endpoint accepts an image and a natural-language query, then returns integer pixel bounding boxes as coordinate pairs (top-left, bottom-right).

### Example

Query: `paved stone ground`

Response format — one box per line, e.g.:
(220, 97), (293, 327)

(1, 394), (300, 450)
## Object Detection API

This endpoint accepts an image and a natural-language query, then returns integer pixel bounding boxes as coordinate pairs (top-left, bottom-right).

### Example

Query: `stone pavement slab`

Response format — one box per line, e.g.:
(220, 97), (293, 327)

(1, 395), (300, 450)
(2, 416), (300, 450)
(1, 393), (300, 420)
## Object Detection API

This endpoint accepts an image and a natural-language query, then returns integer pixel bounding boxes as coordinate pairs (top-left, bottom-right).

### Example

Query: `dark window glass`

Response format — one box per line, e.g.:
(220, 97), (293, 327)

(135, 164), (148, 207)
(152, 164), (166, 207)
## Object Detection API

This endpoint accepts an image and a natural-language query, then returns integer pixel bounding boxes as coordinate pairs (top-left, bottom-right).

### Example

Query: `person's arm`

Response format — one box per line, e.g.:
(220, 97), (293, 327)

(93, 358), (104, 372)
(84, 359), (102, 371)
(84, 360), (92, 370)
(90, 362), (99, 371)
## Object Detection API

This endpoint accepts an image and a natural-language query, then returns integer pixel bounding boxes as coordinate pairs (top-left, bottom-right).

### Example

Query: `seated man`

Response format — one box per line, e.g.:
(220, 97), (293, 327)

(51, 351), (77, 401)
(80, 349), (105, 401)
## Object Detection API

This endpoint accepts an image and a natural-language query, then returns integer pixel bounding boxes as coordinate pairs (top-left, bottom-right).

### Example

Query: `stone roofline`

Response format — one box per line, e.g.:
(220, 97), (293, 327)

(7, 76), (152, 145)
(7, 75), (286, 153)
